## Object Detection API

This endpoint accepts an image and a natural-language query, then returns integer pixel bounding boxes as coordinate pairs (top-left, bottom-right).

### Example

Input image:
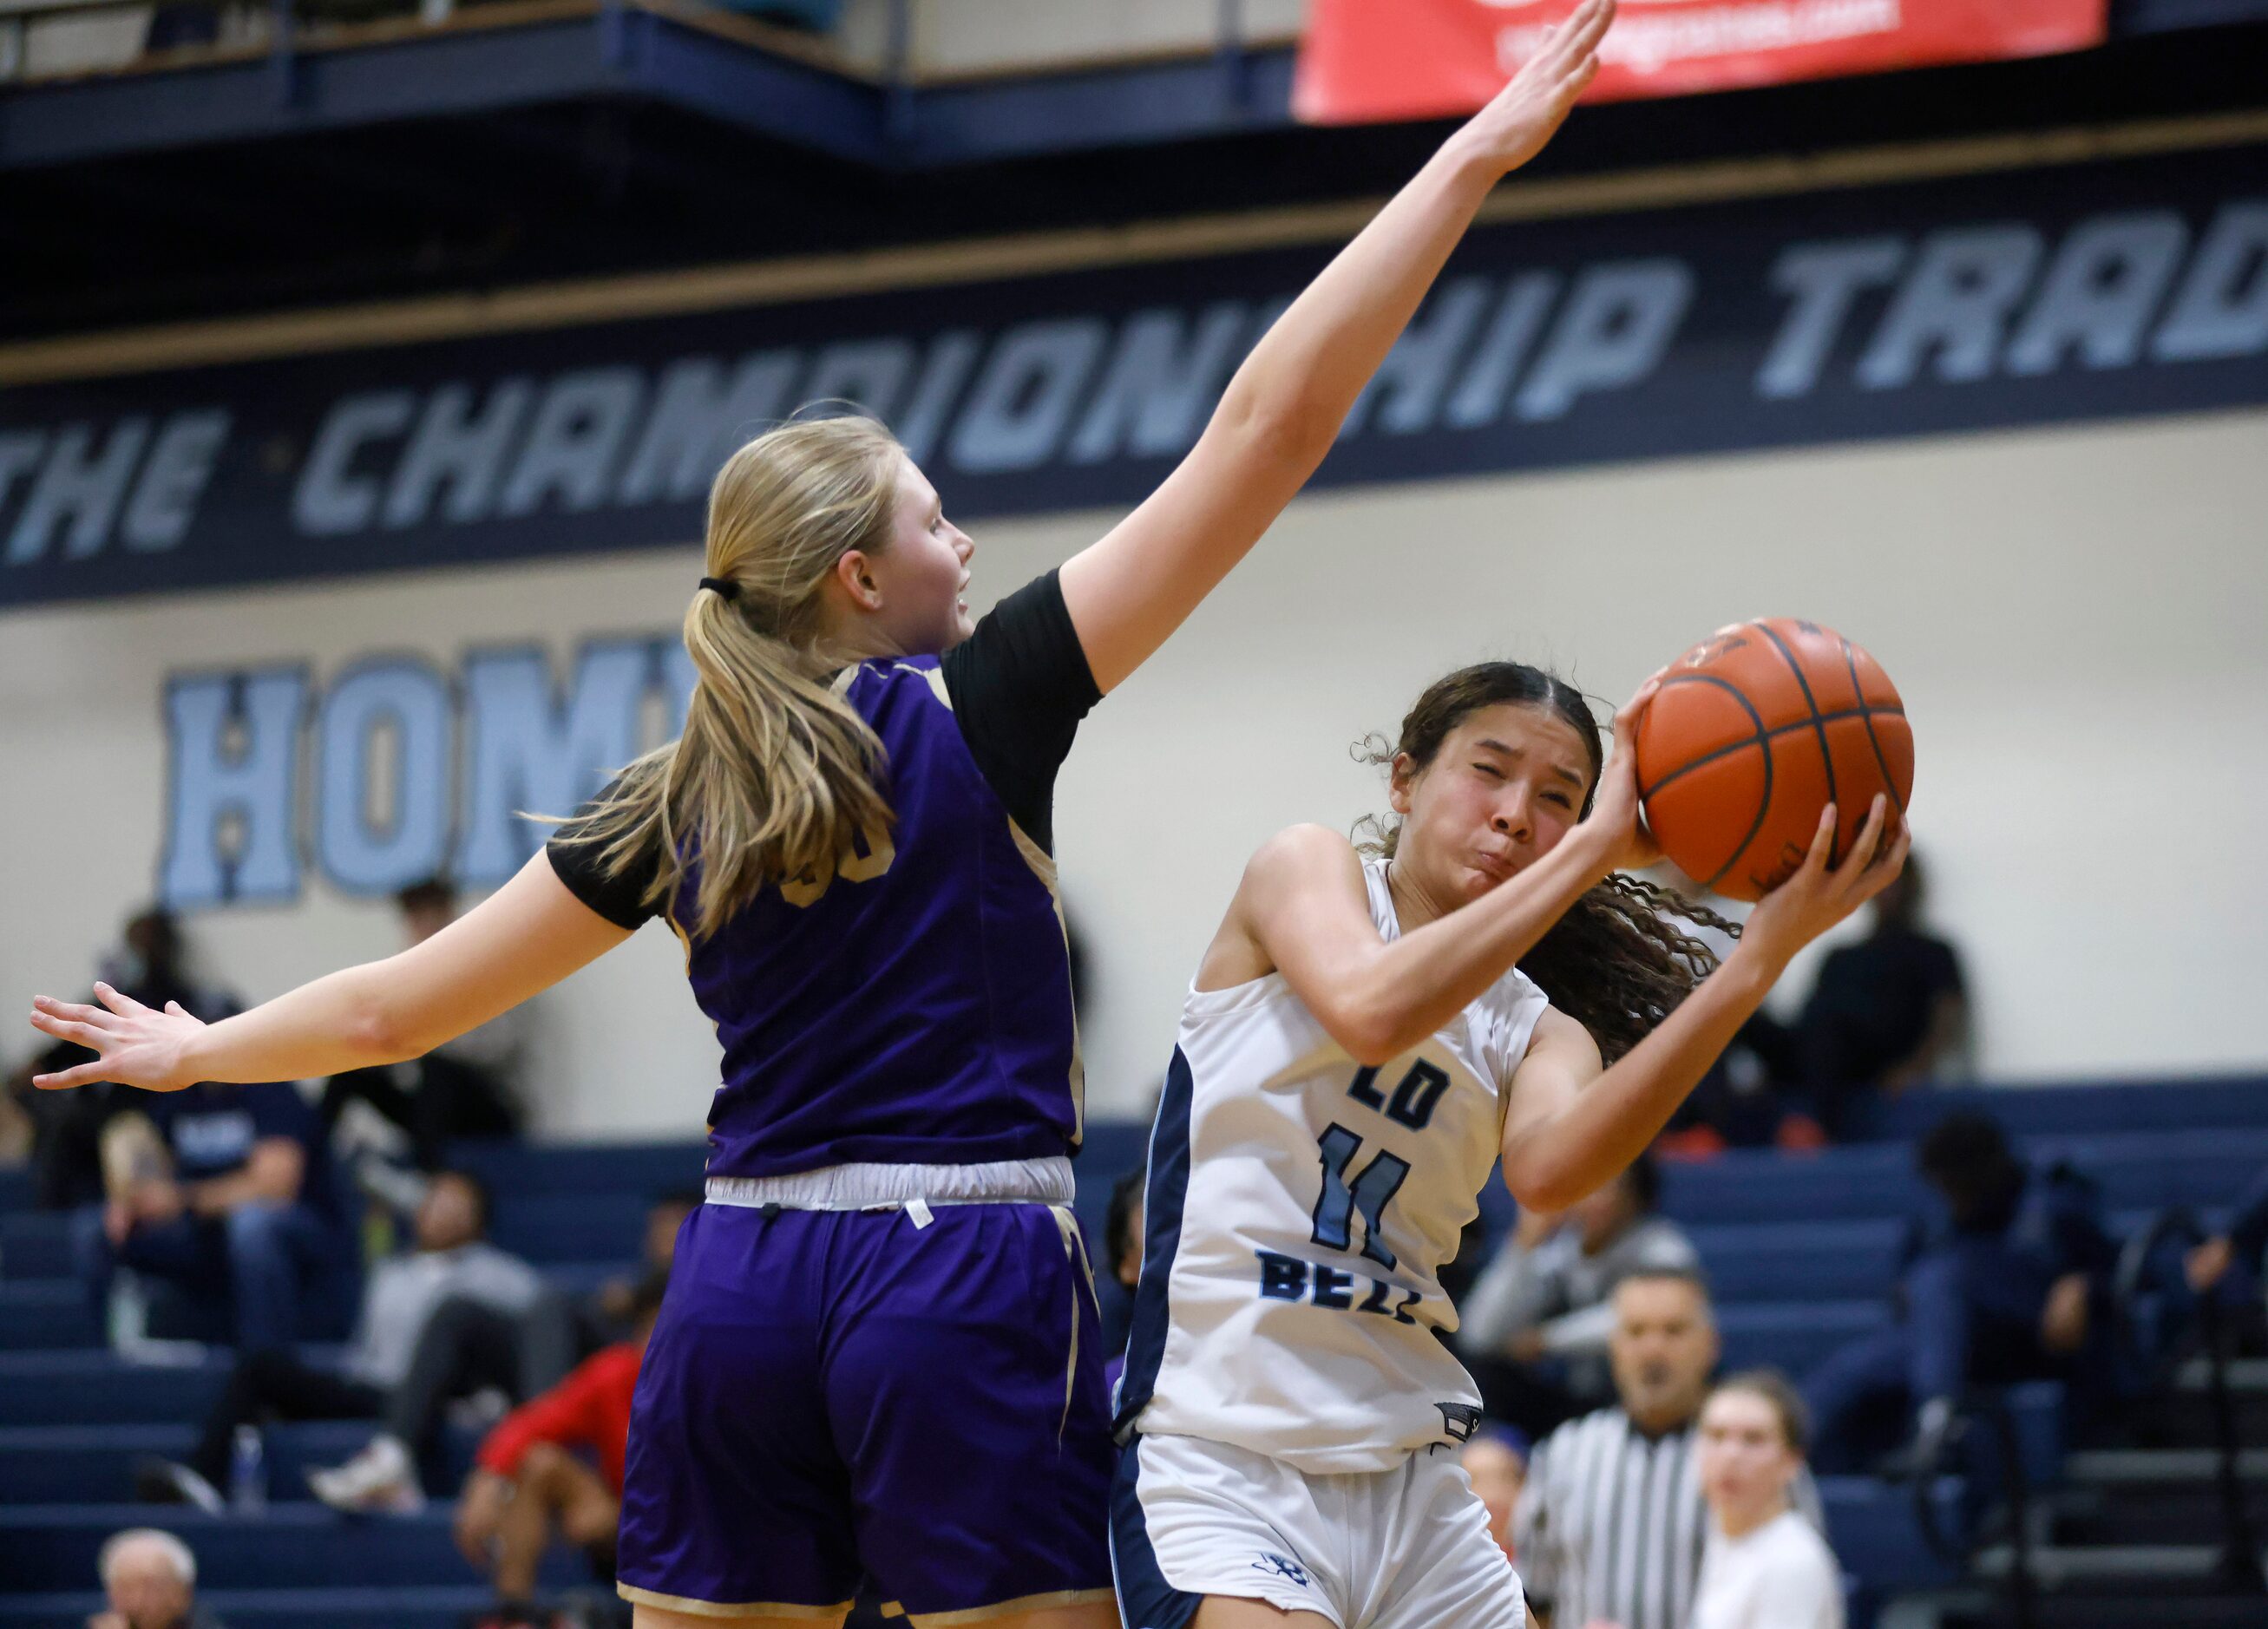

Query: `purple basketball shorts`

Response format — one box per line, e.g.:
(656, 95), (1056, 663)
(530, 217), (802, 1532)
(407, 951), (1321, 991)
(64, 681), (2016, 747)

(615, 1200), (1115, 1623)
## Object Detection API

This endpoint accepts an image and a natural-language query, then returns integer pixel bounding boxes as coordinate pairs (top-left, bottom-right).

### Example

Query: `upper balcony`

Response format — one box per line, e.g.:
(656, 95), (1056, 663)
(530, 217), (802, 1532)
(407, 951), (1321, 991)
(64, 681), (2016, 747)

(3, 0), (2265, 339)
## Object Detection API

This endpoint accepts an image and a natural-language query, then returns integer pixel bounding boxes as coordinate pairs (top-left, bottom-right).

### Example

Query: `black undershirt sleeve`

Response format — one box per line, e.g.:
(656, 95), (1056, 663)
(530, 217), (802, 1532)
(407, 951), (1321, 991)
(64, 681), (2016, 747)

(548, 571), (1098, 917)
(940, 567), (1104, 853)
(544, 775), (665, 930)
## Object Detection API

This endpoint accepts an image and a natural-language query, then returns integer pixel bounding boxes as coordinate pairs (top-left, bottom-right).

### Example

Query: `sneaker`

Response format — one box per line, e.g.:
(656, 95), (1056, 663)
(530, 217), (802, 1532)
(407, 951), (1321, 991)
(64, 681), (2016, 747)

(1654, 1124), (1727, 1161)
(133, 1456), (225, 1515)
(446, 1385), (513, 1433)
(1878, 1396), (1965, 1482)
(1774, 1112), (1831, 1153)
(307, 1433), (425, 1515)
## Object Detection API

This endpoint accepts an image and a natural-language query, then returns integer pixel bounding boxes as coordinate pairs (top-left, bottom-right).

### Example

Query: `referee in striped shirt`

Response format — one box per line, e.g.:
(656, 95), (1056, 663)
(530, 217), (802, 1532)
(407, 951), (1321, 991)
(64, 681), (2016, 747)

(1513, 1267), (1822, 1629)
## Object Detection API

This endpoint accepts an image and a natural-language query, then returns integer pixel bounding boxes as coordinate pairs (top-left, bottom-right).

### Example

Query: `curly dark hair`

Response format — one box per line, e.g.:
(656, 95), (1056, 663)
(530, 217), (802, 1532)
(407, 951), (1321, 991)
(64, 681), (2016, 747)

(1354, 661), (1737, 1063)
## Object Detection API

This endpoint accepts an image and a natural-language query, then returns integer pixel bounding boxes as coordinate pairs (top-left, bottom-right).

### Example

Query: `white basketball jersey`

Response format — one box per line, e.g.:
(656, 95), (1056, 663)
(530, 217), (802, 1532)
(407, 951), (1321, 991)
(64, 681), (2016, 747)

(1118, 857), (1551, 1474)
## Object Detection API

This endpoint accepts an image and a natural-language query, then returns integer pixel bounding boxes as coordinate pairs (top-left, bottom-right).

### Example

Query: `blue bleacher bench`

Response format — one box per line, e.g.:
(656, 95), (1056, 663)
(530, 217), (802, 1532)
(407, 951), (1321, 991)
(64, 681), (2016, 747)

(0, 1503), (589, 1593)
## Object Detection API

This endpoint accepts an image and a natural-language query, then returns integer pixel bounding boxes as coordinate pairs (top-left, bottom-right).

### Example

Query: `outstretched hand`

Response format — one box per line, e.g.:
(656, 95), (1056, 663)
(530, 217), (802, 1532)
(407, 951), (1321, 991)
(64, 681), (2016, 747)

(1739, 796), (1911, 971)
(27, 983), (206, 1093)
(1461, 0), (1616, 175)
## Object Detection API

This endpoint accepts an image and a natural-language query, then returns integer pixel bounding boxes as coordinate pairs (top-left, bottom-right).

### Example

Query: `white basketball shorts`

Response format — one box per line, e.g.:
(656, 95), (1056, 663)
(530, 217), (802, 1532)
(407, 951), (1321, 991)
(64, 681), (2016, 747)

(1110, 1430), (1526, 1629)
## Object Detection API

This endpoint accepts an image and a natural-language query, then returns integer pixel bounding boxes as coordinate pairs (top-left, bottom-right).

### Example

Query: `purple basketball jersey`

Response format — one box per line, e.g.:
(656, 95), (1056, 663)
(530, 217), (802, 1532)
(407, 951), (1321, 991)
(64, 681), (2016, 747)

(683, 657), (1082, 1177)
(549, 571), (1098, 1181)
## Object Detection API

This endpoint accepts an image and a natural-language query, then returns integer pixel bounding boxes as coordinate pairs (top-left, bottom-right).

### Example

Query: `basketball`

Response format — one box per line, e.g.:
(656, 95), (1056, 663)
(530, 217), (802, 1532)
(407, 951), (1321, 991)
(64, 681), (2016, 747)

(1635, 619), (1913, 901)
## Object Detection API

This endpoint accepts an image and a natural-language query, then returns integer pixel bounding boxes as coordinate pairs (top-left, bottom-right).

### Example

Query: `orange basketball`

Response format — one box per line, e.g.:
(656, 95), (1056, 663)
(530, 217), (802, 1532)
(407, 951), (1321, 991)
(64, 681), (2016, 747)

(1635, 619), (1913, 902)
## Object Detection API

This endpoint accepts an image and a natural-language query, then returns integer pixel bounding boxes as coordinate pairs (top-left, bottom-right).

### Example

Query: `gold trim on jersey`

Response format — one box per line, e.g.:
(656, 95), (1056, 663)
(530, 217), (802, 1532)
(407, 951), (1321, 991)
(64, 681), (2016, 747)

(616, 1582), (854, 1619)
(1007, 816), (1086, 1148)
(879, 1588), (1118, 1626)
(1046, 1201), (1105, 1441)
(906, 657), (1088, 1147)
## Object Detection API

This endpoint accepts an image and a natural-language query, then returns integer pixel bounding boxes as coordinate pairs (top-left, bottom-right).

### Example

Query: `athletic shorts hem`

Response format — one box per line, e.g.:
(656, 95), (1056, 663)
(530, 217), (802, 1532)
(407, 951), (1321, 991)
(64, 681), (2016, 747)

(616, 1582), (855, 1619)
(1150, 1579), (1337, 1625)
(896, 1587), (1117, 1626)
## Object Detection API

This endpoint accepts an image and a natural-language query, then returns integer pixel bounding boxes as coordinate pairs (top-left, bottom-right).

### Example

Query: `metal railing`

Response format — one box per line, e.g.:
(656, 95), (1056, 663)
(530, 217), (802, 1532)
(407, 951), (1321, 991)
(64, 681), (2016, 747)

(2116, 1206), (2265, 1593)
(0, 0), (842, 84)
(1910, 1394), (2040, 1629)
(0, 0), (1278, 88)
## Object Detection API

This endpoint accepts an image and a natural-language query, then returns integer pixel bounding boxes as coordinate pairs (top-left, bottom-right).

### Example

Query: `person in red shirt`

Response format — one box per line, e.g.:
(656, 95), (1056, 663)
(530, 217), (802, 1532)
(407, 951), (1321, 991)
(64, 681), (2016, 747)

(454, 1274), (663, 1628)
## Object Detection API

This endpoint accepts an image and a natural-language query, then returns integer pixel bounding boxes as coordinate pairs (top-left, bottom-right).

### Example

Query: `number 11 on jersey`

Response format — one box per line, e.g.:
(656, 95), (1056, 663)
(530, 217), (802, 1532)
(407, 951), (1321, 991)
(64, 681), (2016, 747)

(1310, 1124), (1411, 1269)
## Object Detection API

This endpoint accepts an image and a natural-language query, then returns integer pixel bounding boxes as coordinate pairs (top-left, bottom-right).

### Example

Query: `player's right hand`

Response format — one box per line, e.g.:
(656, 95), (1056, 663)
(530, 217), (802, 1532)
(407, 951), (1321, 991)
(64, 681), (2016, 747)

(1577, 672), (1664, 875)
(28, 983), (206, 1092)
(1459, 0), (1616, 176)
(1737, 795), (1910, 972)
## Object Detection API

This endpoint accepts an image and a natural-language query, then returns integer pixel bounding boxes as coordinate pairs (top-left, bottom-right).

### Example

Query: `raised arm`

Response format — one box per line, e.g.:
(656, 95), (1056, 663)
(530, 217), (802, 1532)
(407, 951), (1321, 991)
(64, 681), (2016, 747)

(1227, 821), (1611, 1069)
(28, 853), (630, 1093)
(1498, 801), (1908, 1211)
(1057, 0), (1615, 694)
(1216, 682), (1658, 1065)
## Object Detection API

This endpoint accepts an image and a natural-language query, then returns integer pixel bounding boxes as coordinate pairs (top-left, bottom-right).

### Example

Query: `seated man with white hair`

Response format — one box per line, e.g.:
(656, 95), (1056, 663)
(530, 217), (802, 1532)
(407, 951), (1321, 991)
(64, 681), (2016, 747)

(91, 1528), (224, 1629)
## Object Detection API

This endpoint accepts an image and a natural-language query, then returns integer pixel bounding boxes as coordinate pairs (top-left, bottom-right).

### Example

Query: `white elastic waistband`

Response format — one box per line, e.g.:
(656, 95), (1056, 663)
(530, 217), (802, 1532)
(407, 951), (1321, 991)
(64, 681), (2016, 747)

(704, 1155), (1075, 1212)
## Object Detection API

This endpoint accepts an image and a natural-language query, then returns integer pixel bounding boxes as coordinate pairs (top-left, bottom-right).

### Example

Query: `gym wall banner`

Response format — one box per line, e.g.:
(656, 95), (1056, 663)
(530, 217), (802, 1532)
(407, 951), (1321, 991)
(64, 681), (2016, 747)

(1, 135), (2263, 612)
(1294, 0), (2108, 123)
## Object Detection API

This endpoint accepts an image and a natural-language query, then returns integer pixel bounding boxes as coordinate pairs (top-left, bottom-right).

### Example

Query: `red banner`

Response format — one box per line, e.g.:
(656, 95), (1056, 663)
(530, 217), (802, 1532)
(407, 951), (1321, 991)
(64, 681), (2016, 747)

(1294, 0), (2108, 123)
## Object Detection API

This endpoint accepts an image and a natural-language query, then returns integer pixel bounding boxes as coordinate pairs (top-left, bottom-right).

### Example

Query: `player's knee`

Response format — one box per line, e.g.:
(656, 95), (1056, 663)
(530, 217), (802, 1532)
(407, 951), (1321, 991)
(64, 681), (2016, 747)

(517, 1442), (572, 1487)
(561, 1493), (620, 1547)
(224, 1200), (291, 1242)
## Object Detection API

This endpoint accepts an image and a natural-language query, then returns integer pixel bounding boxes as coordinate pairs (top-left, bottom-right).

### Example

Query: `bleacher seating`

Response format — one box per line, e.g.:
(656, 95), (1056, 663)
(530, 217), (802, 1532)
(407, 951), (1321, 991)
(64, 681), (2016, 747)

(2, 1078), (2263, 1628)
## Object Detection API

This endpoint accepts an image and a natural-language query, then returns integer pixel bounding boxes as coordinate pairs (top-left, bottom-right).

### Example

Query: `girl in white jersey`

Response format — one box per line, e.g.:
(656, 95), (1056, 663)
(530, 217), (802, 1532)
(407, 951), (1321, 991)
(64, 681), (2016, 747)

(1112, 663), (1907, 1629)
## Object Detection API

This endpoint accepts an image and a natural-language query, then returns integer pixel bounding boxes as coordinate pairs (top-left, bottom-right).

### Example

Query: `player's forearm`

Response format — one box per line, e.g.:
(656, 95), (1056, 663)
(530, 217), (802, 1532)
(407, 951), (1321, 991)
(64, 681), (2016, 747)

(1342, 833), (1615, 1063)
(180, 961), (418, 1085)
(1214, 132), (1503, 460)
(1506, 946), (1782, 1207)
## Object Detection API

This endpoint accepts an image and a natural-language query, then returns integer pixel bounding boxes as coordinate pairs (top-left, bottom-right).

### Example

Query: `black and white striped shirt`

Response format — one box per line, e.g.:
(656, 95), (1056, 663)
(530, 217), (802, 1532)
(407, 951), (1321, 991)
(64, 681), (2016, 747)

(1513, 1407), (1823, 1629)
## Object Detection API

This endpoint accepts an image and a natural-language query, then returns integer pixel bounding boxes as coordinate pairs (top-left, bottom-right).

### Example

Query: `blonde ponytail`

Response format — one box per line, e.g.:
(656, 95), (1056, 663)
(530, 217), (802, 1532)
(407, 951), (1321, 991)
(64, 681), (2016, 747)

(558, 415), (904, 939)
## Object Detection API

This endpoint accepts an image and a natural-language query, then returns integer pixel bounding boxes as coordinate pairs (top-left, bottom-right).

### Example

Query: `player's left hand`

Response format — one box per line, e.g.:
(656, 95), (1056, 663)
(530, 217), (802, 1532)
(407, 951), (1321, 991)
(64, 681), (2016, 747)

(1738, 795), (1910, 972)
(28, 984), (207, 1093)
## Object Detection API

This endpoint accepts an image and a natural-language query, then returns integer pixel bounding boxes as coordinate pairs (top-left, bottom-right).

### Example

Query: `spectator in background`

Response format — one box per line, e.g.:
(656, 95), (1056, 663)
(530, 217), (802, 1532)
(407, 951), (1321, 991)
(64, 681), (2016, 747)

(71, 1068), (355, 1353)
(1098, 1165), (1144, 1384)
(88, 1528), (223, 1629)
(2186, 1163), (2268, 1301)
(135, 1170), (541, 1513)
(0, 1078), (31, 1168)
(1458, 1424), (1528, 1567)
(1514, 1270), (1823, 1629)
(310, 1187), (698, 1511)
(1693, 1371), (1843, 1629)
(453, 1275), (666, 1629)
(18, 909), (241, 1212)
(1792, 854), (1966, 1137)
(320, 877), (528, 1171)
(1642, 867), (1812, 1155)
(1458, 1153), (1700, 1436)
(1802, 1111), (2114, 1474)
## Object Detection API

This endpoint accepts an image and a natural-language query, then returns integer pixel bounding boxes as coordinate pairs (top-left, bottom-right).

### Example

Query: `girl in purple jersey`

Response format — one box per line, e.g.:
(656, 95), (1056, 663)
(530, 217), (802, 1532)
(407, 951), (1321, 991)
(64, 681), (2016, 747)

(33, 6), (1619, 1625)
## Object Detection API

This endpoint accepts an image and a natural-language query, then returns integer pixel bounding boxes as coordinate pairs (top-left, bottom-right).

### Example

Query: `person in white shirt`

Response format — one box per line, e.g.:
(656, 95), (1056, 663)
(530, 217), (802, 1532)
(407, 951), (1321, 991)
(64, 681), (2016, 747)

(1459, 1152), (1701, 1431)
(1692, 1372), (1845, 1629)
(134, 1168), (542, 1514)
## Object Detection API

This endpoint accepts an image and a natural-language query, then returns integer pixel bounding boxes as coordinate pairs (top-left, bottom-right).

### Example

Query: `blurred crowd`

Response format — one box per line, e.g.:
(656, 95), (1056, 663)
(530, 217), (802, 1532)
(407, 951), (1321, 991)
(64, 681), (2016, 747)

(12, 855), (2265, 1629)
(3, 884), (674, 1629)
